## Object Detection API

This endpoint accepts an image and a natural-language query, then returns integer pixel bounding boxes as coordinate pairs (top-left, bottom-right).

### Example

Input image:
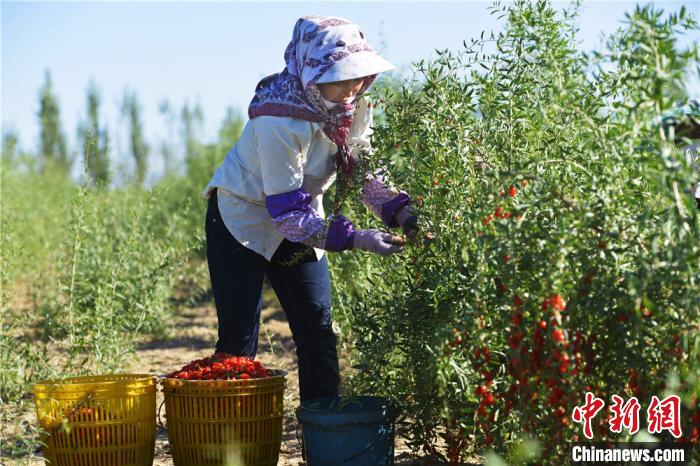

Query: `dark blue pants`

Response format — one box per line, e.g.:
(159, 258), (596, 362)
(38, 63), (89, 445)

(205, 189), (340, 402)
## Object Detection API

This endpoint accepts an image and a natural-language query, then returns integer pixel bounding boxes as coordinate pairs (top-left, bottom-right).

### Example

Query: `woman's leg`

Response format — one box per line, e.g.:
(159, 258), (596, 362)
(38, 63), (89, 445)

(265, 241), (340, 402)
(205, 190), (267, 356)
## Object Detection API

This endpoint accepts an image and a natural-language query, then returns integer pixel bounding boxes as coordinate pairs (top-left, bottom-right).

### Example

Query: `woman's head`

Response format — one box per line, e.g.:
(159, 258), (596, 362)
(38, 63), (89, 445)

(250, 16), (392, 119)
(248, 16), (395, 183)
(317, 77), (365, 104)
(283, 16), (394, 94)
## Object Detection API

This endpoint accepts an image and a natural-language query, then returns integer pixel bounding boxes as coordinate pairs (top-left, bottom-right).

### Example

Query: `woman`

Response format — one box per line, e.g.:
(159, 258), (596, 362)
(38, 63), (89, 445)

(201, 15), (418, 402)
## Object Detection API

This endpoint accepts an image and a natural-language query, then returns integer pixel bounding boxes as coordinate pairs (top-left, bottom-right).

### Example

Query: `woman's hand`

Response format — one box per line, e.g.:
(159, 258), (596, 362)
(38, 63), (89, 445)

(352, 230), (405, 256)
(395, 204), (419, 244)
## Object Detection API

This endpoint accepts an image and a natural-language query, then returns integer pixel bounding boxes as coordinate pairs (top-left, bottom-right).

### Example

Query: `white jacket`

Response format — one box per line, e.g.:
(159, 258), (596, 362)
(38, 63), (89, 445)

(202, 96), (374, 262)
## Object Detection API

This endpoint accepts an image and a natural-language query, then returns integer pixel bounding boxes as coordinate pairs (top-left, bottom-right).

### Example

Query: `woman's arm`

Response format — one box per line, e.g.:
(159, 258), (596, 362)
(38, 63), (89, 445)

(256, 115), (402, 255)
(265, 187), (355, 251)
(256, 116), (356, 251)
(349, 98), (417, 230)
(361, 169), (411, 228)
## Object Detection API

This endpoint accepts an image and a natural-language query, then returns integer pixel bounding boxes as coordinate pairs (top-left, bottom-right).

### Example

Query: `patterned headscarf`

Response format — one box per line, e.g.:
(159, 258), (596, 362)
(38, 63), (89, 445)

(248, 15), (384, 179)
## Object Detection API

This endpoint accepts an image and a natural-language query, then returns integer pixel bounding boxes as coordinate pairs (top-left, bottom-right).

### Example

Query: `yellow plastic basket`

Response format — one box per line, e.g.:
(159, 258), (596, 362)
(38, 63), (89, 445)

(32, 374), (156, 466)
(161, 370), (286, 466)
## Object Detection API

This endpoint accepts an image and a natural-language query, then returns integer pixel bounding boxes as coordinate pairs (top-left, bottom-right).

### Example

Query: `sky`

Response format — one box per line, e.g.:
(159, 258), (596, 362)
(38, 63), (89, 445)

(2, 1), (699, 181)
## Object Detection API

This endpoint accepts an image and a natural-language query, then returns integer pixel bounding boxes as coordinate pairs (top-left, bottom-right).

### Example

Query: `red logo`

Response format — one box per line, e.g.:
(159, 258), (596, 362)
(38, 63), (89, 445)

(572, 392), (606, 439)
(647, 395), (682, 438)
(609, 395), (641, 435)
(572, 393), (682, 439)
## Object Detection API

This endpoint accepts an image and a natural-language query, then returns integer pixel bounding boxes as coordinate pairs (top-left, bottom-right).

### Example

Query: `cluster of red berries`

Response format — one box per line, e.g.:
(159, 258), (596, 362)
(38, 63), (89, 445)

(503, 293), (584, 435)
(482, 182), (525, 228)
(166, 353), (271, 381)
(472, 346), (495, 445)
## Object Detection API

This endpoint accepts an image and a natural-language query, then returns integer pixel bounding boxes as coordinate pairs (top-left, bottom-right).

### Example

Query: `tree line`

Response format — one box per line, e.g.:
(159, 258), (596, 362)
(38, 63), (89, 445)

(1, 69), (244, 188)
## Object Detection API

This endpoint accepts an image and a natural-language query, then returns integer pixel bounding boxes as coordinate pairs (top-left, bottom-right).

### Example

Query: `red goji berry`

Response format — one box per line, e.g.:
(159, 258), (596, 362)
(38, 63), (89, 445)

(551, 329), (565, 343)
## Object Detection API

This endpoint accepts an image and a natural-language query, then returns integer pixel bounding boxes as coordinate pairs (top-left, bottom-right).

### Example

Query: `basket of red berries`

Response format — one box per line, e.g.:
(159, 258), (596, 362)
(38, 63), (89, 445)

(161, 353), (286, 466)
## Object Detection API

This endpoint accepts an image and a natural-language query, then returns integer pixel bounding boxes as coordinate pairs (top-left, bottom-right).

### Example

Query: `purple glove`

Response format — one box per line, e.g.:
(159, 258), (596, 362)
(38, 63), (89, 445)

(351, 229), (405, 256)
(394, 204), (418, 237)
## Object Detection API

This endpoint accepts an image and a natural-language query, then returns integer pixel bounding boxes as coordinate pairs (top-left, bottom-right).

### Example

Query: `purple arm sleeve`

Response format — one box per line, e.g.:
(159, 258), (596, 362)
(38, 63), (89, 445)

(265, 188), (356, 252)
(361, 171), (411, 228)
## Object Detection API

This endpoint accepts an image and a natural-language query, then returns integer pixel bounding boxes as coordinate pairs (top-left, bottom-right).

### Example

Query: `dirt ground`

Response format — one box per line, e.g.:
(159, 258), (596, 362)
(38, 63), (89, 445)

(4, 281), (462, 465)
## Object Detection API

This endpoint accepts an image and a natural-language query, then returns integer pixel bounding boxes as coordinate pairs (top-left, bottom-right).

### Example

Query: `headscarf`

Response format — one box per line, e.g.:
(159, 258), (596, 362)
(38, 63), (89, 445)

(248, 15), (391, 180)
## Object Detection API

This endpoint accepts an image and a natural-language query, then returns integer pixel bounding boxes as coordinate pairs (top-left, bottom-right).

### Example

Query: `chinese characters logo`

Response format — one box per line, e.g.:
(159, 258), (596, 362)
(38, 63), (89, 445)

(572, 392), (681, 439)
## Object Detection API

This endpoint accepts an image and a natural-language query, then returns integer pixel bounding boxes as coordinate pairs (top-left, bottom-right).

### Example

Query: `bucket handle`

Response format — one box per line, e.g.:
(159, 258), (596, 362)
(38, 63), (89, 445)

(157, 399), (166, 432)
(296, 422), (306, 461)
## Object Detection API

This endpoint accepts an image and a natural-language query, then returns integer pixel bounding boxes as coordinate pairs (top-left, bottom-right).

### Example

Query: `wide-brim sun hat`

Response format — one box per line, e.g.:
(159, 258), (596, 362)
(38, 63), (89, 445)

(315, 51), (396, 84)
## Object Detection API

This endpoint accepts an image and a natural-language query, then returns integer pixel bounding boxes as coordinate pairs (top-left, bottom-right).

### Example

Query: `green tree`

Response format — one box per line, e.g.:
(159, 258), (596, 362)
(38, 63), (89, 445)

(218, 106), (244, 151)
(158, 98), (177, 177)
(37, 70), (69, 174)
(1, 129), (19, 166)
(184, 106), (243, 190)
(121, 88), (149, 187)
(180, 101), (203, 164)
(78, 81), (110, 186)
(599, 3), (699, 118)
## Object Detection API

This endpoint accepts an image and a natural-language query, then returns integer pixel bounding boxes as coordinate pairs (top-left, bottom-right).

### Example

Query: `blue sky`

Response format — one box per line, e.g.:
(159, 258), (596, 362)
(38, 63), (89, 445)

(2, 1), (699, 180)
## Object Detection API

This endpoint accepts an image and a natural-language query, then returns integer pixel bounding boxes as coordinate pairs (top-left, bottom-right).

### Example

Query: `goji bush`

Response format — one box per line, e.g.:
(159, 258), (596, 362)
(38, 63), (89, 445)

(331, 1), (699, 463)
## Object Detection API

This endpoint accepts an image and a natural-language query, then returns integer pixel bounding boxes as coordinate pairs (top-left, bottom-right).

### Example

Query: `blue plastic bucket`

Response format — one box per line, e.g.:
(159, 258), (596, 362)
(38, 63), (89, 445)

(296, 396), (397, 466)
